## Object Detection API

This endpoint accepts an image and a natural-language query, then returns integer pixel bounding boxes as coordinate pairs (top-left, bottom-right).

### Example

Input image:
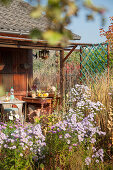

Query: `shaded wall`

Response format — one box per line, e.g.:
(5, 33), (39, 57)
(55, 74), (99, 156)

(0, 47), (33, 100)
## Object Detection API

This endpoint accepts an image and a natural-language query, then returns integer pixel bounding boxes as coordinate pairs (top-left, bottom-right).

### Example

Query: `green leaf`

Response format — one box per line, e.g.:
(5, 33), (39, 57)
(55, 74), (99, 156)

(63, 29), (73, 40)
(48, 0), (60, 5)
(67, 2), (78, 16)
(0, 0), (12, 5)
(30, 29), (42, 42)
(40, 163), (45, 169)
(46, 7), (62, 21)
(10, 165), (15, 170)
(84, 0), (93, 6)
(43, 30), (63, 45)
(30, 5), (44, 18)
(56, 167), (61, 170)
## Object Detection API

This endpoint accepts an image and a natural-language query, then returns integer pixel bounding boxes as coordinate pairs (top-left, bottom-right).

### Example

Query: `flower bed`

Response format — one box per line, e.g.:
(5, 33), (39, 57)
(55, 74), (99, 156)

(0, 84), (112, 169)
(0, 121), (46, 169)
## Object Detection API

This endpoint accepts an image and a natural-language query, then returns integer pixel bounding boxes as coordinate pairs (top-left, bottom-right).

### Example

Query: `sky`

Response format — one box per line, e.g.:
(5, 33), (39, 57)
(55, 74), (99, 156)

(67, 0), (113, 43)
(25, 0), (113, 44)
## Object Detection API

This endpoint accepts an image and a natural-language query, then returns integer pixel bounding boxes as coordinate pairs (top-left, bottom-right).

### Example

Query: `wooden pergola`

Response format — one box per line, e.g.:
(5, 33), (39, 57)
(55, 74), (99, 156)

(0, 32), (80, 104)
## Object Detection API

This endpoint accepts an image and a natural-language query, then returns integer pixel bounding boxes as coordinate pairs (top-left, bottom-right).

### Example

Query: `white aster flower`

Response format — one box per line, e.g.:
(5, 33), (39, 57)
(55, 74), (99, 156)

(9, 115), (13, 120)
(15, 114), (19, 119)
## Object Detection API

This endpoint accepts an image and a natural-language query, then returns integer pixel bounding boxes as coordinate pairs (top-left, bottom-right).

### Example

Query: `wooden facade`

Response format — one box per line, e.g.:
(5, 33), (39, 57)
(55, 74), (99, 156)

(0, 47), (33, 100)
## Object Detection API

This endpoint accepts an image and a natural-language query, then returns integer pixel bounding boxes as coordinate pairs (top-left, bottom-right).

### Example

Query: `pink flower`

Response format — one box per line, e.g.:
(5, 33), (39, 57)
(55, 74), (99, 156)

(73, 143), (77, 146)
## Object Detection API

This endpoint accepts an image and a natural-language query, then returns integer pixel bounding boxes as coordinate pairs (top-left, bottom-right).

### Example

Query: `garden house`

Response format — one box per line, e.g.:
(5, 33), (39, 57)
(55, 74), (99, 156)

(0, 0), (81, 101)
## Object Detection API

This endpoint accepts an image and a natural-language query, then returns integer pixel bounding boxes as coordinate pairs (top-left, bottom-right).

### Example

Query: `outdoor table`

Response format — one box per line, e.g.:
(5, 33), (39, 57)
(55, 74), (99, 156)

(0, 99), (25, 124)
(22, 97), (52, 120)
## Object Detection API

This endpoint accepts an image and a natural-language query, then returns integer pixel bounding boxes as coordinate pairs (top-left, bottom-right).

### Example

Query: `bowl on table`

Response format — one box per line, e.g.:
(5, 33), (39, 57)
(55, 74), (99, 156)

(37, 93), (49, 98)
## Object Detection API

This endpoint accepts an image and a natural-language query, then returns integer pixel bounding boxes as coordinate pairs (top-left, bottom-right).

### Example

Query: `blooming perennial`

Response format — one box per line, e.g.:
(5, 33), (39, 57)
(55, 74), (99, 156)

(49, 84), (106, 166)
(0, 121), (46, 159)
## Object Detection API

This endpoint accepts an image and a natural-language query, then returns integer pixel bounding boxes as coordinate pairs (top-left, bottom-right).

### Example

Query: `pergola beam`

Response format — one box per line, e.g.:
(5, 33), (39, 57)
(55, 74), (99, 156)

(63, 45), (77, 62)
(0, 42), (64, 50)
(64, 49), (80, 52)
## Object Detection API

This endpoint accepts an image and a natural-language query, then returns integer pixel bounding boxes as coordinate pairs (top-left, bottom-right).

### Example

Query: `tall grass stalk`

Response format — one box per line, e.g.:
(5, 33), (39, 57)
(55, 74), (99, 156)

(86, 72), (113, 160)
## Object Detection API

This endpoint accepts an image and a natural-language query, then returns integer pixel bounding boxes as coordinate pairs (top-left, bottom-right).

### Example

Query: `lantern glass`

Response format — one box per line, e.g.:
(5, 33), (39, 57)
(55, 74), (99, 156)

(39, 50), (49, 59)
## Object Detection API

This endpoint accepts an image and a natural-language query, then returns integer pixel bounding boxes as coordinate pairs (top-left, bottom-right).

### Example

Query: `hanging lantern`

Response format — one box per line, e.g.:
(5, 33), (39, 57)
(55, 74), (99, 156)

(55, 51), (59, 57)
(39, 50), (49, 59)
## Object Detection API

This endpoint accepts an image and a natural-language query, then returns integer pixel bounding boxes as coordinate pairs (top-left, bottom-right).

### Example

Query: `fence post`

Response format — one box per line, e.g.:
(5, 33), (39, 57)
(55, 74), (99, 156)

(65, 62), (68, 100)
(107, 43), (110, 87)
(60, 50), (64, 106)
(80, 46), (83, 84)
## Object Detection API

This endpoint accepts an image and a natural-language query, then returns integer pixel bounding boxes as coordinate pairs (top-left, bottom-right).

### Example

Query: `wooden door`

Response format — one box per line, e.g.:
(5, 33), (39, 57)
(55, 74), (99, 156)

(0, 47), (33, 100)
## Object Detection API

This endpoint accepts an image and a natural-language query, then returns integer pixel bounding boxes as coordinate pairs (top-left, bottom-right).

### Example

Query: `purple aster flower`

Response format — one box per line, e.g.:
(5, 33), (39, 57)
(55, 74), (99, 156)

(91, 138), (96, 144)
(59, 135), (62, 139)
(0, 139), (3, 144)
(12, 146), (16, 149)
(57, 130), (60, 132)
(14, 125), (18, 128)
(1, 126), (6, 129)
(30, 147), (33, 151)
(69, 146), (72, 151)
(96, 159), (99, 163)
(4, 144), (8, 148)
(67, 140), (70, 144)
(96, 152), (100, 157)
(100, 156), (103, 162)
(28, 141), (33, 146)
(1, 133), (7, 140)
(0, 122), (4, 125)
(27, 129), (32, 133)
(20, 143), (24, 147)
(72, 143), (77, 146)
(23, 147), (26, 150)
(10, 139), (15, 143)
(85, 157), (91, 165)
(92, 147), (96, 152)
(51, 126), (55, 130)
(64, 133), (71, 138)
(78, 135), (84, 142)
(20, 153), (23, 157)
(3, 123), (7, 126)
(92, 155), (95, 158)
(41, 142), (46, 146)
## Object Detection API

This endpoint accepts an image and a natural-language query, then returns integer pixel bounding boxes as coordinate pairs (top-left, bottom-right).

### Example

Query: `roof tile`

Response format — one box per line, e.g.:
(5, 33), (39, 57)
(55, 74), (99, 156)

(0, 0), (81, 40)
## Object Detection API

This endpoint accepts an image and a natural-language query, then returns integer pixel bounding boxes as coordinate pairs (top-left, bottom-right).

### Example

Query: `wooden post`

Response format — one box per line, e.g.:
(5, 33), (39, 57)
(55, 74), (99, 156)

(65, 62), (68, 100)
(60, 50), (64, 106)
(28, 49), (33, 92)
(80, 46), (82, 84)
(107, 43), (110, 87)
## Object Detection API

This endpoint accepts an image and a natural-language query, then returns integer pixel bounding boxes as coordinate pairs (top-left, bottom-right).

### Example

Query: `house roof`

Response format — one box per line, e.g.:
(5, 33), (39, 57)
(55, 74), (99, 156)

(0, 0), (81, 40)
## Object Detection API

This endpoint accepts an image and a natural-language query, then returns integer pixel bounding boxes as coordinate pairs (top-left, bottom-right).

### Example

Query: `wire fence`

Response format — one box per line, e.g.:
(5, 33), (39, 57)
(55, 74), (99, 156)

(64, 43), (109, 102)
